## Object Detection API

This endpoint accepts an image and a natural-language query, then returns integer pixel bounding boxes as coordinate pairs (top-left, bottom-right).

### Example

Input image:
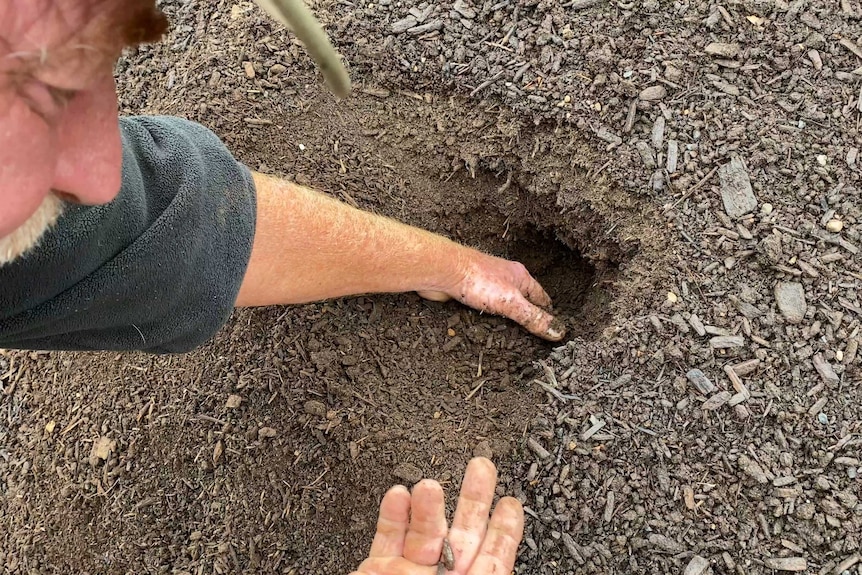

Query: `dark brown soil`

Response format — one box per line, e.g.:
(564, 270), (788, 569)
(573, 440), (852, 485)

(3, 0), (861, 574)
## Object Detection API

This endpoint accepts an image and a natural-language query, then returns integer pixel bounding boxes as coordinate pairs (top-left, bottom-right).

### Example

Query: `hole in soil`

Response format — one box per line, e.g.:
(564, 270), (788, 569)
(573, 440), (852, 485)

(440, 171), (618, 341)
(506, 227), (607, 336)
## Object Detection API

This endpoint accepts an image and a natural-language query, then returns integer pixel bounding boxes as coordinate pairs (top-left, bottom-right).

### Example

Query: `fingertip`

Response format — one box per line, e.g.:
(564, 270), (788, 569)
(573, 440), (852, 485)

(543, 317), (567, 342)
(491, 497), (525, 535)
(466, 456), (497, 479)
(412, 478), (443, 495)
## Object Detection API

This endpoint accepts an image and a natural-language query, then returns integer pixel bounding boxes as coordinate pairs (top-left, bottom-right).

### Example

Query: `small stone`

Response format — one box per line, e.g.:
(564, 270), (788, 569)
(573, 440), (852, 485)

(667, 140), (679, 173)
(848, 147), (858, 166)
(816, 154), (828, 166)
(527, 437), (551, 459)
(639, 85), (667, 101)
(684, 555), (710, 575)
(686, 369), (715, 394)
(648, 533), (685, 554)
(392, 462), (423, 484)
(807, 49), (822, 70)
(709, 335), (745, 349)
(705, 42), (741, 58)
(719, 157), (757, 218)
(452, 0), (476, 18)
(473, 440), (493, 459)
(737, 455), (769, 484)
(826, 219), (844, 232)
(763, 557), (807, 571)
(667, 291), (678, 303)
(243, 61), (256, 78)
(90, 436), (116, 465)
(304, 400), (327, 417)
(775, 282), (807, 323)
(702, 390), (732, 410)
(391, 15), (418, 33)
(761, 203), (774, 215)
(818, 412), (829, 424)
(812, 354), (839, 386)
(258, 426), (278, 439)
(226, 394), (243, 409)
(651, 116), (665, 149)
(268, 64), (287, 76)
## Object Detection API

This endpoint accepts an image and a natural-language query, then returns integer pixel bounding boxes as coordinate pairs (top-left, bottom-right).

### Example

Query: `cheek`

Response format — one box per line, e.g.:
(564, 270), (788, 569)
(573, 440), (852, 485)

(52, 75), (122, 205)
(0, 93), (58, 238)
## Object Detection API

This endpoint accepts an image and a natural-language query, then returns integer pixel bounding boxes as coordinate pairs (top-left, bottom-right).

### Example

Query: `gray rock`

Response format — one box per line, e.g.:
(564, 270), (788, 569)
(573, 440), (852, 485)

(639, 85), (667, 101)
(705, 42), (741, 58)
(684, 555), (710, 575)
(709, 335), (745, 349)
(702, 390), (732, 410)
(719, 157), (757, 218)
(392, 462), (423, 484)
(391, 15), (418, 33)
(775, 282), (807, 323)
(763, 557), (807, 571)
(686, 369), (715, 394)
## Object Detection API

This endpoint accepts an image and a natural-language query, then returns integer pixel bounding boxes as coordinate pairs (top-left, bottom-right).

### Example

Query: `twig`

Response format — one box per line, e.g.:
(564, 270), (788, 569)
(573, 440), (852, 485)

(664, 166), (719, 211)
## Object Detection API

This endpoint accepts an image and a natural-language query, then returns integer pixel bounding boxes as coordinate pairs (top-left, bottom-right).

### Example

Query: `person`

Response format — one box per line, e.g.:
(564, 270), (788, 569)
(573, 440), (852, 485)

(0, 0), (551, 571)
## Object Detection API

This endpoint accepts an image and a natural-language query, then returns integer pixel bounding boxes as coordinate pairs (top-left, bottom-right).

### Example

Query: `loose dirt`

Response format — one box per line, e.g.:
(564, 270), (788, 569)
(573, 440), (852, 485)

(2, 0), (861, 574)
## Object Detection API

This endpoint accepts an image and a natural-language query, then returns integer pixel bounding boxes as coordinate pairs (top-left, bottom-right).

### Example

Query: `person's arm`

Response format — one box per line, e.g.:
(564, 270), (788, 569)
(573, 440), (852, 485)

(236, 172), (565, 341)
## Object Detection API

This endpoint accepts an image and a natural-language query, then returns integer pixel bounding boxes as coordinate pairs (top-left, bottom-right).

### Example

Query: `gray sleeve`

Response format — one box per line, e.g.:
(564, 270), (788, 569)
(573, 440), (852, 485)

(0, 116), (257, 353)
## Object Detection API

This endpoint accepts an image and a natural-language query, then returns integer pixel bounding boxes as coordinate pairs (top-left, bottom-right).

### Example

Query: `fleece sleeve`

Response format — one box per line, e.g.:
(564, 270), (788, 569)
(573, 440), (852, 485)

(0, 116), (257, 353)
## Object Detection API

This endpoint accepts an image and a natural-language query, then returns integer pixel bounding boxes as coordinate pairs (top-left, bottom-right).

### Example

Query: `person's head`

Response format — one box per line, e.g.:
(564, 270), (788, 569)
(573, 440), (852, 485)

(0, 0), (168, 265)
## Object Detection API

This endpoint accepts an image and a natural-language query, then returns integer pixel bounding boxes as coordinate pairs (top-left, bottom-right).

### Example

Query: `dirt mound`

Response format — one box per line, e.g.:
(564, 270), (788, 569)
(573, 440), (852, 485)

(2, 0), (861, 573)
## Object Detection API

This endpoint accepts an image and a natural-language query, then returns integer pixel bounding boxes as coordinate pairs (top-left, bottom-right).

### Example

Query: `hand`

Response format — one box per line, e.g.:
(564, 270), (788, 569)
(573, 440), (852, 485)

(418, 248), (566, 341)
(350, 457), (525, 575)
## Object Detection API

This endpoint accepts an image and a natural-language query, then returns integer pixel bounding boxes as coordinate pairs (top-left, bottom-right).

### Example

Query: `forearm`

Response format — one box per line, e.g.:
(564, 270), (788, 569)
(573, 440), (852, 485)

(235, 172), (463, 306)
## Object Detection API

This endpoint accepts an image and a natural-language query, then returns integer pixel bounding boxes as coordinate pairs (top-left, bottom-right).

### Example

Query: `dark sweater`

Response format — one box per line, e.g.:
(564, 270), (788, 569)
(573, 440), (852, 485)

(0, 116), (257, 353)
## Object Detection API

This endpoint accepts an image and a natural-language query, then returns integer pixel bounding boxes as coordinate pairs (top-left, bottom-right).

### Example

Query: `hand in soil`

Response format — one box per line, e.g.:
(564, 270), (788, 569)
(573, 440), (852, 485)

(418, 250), (565, 341)
(350, 457), (524, 575)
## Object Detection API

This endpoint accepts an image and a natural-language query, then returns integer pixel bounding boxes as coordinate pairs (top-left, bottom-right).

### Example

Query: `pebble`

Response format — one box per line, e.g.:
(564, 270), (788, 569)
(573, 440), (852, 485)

(667, 140), (679, 173)
(826, 219), (844, 232)
(775, 282), (807, 323)
(686, 369), (715, 394)
(648, 534), (685, 554)
(684, 555), (710, 575)
(667, 291), (678, 303)
(812, 354), (839, 386)
(473, 440), (493, 459)
(709, 335), (745, 349)
(761, 203), (774, 215)
(651, 116), (665, 149)
(226, 394), (243, 408)
(392, 462), (423, 484)
(705, 42), (741, 58)
(304, 400), (327, 416)
(258, 426), (277, 439)
(719, 157), (757, 218)
(268, 64), (287, 76)
(702, 390), (732, 410)
(527, 437), (551, 459)
(763, 557), (807, 571)
(243, 61), (256, 78)
(639, 85), (667, 101)
(737, 455), (769, 484)
(391, 15), (418, 33)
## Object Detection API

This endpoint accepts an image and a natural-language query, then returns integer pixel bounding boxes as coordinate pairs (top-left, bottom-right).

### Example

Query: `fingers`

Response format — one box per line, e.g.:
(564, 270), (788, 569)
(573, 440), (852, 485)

(402, 479), (448, 565)
(517, 267), (552, 308)
(352, 556), (444, 575)
(448, 457), (498, 571)
(466, 497), (525, 575)
(503, 294), (566, 341)
(369, 485), (412, 558)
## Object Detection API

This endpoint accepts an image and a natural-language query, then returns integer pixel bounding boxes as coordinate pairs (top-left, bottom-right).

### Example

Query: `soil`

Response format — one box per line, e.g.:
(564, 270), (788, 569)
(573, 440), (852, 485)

(2, 0), (862, 574)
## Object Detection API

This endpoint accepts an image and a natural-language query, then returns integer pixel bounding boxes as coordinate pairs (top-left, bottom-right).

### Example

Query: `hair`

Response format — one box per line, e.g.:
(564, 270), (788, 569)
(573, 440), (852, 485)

(0, 0), (169, 69)
(99, 0), (170, 51)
